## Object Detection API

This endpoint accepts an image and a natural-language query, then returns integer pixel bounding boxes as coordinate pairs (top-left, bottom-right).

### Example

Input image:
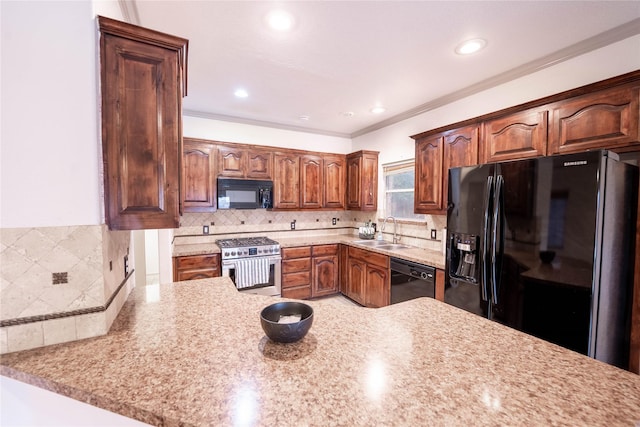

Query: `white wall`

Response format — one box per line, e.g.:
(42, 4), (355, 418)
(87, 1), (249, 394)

(184, 116), (352, 154)
(1, 1), (98, 228)
(0, 1), (125, 228)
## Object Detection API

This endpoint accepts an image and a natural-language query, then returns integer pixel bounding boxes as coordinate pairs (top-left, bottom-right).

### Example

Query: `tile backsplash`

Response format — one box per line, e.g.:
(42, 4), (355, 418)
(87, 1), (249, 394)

(0, 225), (134, 353)
(176, 210), (447, 252)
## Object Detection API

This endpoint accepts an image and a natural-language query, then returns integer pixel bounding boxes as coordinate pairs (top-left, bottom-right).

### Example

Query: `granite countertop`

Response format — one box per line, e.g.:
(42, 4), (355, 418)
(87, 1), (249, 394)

(173, 235), (446, 269)
(2, 278), (639, 426)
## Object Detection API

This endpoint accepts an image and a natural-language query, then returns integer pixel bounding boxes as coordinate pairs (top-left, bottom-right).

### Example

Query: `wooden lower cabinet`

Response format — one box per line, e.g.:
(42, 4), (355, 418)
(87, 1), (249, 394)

(345, 246), (390, 307)
(435, 269), (445, 302)
(281, 247), (312, 299)
(282, 245), (339, 299)
(346, 257), (366, 305)
(173, 254), (220, 282)
(311, 245), (339, 297)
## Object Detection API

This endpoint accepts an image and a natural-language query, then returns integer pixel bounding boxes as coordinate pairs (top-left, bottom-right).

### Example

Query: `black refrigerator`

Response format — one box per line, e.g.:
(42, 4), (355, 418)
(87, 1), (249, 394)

(445, 150), (638, 368)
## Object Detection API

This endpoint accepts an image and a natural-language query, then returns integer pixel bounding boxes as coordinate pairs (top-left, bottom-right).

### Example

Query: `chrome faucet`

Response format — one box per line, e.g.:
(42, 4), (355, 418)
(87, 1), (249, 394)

(381, 216), (399, 243)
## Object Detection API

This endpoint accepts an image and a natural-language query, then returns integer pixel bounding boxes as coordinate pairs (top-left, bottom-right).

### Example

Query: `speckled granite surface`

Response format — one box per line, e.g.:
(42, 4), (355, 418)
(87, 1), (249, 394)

(2, 278), (639, 426)
(173, 235), (446, 269)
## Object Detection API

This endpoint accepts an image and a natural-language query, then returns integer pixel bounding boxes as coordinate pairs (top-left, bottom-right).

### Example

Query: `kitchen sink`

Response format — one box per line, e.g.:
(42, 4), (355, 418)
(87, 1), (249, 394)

(353, 239), (386, 246)
(352, 240), (412, 250)
(375, 244), (412, 250)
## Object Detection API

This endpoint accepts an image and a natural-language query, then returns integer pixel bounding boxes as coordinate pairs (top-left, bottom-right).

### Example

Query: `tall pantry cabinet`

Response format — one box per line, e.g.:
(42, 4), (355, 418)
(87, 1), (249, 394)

(98, 16), (188, 230)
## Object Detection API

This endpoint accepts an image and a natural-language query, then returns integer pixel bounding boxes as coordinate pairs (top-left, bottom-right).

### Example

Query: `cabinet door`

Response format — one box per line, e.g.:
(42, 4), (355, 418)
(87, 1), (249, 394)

(346, 155), (362, 209)
(323, 155), (345, 209)
(273, 153), (300, 209)
(312, 255), (339, 297)
(346, 257), (366, 305)
(415, 135), (444, 213)
(361, 153), (378, 211)
(246, 149), (273, 179)
(301, 155), (323, 209)
(442, 126), (479, 208)
(365, 264), (390, 308)
(549, 86), (640, 154)
(183, 139), (216, 212)
(100, 20), (186, 230)
(346, 151), (378, 211)
(481, 108), (548, 163)
(218, 145), (246, 177)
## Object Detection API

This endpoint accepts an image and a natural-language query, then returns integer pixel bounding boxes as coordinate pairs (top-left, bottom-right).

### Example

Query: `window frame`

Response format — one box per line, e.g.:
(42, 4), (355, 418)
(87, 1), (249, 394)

(381, 159), (426, 223)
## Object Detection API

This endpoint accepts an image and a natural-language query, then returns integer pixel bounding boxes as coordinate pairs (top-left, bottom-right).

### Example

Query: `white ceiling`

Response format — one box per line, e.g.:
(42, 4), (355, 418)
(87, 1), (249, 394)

(124, 1), (640, 138)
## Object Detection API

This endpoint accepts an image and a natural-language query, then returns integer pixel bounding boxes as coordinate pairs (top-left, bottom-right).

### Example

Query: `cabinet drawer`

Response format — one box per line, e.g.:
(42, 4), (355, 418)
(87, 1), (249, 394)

(282, 258), (311, 273)
(282, 246), (312, 259)
(348, 246), (389, 268)
(282, 271), (311, 288)
(175, 254), (219, 270)
(176, 268), (219, 281)
(312, 244), (339, 256)
(282, 285), (312, 299)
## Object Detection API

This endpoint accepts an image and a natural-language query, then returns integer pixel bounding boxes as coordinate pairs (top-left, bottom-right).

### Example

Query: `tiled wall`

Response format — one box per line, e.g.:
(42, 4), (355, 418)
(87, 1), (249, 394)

(176, 210), (447, 252)
(0, 225), (134, 354)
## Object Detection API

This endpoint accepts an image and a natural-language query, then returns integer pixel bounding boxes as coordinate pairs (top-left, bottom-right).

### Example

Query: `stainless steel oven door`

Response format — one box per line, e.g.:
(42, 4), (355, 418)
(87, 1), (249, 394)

(221, 255), (282, 296)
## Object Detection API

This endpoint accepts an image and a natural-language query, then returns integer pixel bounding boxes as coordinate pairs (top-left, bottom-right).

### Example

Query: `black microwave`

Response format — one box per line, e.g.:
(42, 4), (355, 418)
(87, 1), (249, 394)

(217, 178), (273, 209)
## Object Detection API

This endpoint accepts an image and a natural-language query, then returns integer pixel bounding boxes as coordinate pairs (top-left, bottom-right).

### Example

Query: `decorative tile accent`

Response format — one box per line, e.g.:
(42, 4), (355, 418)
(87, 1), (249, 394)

(52, 272), (68, 284)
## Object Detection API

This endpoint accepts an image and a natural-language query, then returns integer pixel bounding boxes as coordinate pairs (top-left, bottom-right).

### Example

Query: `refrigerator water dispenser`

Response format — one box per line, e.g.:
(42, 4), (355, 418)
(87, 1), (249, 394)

(449, 233), (479, 284)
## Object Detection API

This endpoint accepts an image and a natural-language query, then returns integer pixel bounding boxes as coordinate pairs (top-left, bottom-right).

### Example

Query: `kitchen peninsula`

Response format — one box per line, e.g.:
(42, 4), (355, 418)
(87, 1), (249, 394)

(2, 278), (639, 426)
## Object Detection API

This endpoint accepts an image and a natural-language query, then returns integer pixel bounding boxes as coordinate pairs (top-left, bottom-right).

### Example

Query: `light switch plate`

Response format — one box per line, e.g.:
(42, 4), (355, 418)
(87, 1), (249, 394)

(430, 229), (437, 239)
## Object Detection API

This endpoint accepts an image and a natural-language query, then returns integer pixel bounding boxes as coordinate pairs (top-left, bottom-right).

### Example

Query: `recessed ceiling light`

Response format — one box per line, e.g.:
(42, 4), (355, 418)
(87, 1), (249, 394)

(370, 106), (386, 114)
(266, 10), (294, 31)
(299, 115), (310, 121)
(341, 111), (355, 118)
(455, 38), (487, 55)
(234, 88), (248, 98)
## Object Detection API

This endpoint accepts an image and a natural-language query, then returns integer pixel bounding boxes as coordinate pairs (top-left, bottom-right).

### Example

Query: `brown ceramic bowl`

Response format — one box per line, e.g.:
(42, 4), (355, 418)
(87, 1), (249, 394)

(260, 302), (314, 343)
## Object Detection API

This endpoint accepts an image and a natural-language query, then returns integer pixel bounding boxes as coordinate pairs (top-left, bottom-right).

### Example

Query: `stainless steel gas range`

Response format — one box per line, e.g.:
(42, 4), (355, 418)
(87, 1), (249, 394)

(216, 237), (281, 296)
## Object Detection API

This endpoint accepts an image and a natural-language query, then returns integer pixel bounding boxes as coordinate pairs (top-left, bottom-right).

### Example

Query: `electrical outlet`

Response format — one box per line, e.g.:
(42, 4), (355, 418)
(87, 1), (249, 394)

(332, 218), (337, 225)
(291, 221), (296, 230)
(430, 229), (437, 239)
(124, 255), (129, 276)
(203, 225), (209, 234)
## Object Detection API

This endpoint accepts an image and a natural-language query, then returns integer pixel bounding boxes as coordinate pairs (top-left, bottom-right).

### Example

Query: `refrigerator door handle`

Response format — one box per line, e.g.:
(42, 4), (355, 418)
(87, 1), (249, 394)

(481, 175), (493, 302)
(491, 174), (504, 305)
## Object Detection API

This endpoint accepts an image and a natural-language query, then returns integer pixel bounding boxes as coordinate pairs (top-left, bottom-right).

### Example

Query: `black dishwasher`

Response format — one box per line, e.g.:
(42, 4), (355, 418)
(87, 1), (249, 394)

(390, 258), (435, 304)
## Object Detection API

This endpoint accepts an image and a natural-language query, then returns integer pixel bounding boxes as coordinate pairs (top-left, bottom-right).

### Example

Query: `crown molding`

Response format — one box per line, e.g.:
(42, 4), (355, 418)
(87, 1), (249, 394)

(350, 18), (640, 138)
(182, 110), (352, 139)
(118, 0), (140, 25)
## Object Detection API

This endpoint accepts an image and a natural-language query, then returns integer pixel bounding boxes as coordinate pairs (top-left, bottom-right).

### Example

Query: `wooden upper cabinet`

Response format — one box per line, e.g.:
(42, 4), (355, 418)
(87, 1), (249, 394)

(442, 125), (479, 209)
(414, 135), (444, 213)
(182, 138), (216, 212)
(218, 145), (273, 179)
(98, 16), (188, 230)
(323, 155), (346, 209)
(300, 155), (323, 209)
(346, 151), (378, 211)
(218, 145), (245, 177)
(481, 108), (548, 163)
(247, 150), (273, 179)
(548, 85), (640, 154)
(273, 153), (300, 209)
(413, 126), (478, 214)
